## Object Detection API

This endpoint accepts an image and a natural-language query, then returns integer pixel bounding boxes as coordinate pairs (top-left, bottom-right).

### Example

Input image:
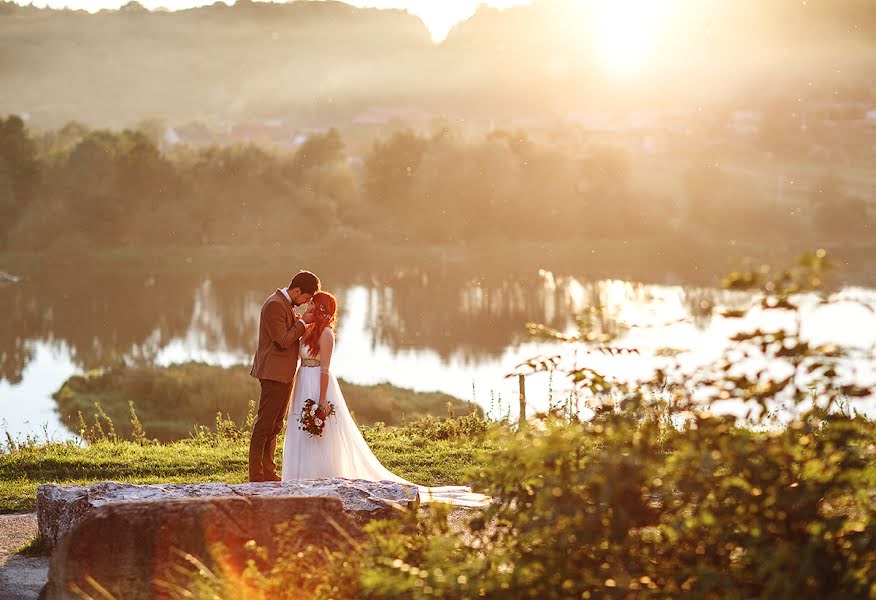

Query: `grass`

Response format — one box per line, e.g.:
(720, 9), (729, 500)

(0, 416), (500, 514)
(53, 362), (481, 441)
(15, 535), (51, 557)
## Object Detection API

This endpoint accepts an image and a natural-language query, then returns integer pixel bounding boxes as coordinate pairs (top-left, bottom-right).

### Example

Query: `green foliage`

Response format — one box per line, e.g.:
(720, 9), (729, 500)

(360, 415), (498, 489)
(289, 127), (346, 177)
(3, 118), (872, 256)
(364, 129), (428, 213)
(349, 412), (873, 599)
(0, 414), (495, 513)
(341, 381), (481, 428)
(811, 174), (872, 237)
(182, 416), (872, 599)
(684, 161), (801, 240)
(15, 534), (51, 557)
(0, 115), (38, 247)
(53, 362), (480, 441)
(192, 252), (876, 599)
(55, 362), (257, 442)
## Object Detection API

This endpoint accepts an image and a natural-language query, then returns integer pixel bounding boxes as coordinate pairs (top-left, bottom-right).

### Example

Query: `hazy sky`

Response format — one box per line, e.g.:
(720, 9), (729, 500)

(11, 0), (533, 41)
(11, 0), (673, 72)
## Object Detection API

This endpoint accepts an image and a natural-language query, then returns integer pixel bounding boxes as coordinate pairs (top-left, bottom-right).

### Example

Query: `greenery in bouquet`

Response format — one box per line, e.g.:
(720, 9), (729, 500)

(298, 399), (336, 437)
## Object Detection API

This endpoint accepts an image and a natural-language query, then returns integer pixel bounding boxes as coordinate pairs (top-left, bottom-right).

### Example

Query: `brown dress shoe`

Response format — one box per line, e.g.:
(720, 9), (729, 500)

(264, 473), (282, 482)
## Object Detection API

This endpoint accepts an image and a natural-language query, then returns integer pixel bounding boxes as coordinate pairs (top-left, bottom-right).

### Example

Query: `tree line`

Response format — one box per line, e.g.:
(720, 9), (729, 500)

(0, 115), (872, 255)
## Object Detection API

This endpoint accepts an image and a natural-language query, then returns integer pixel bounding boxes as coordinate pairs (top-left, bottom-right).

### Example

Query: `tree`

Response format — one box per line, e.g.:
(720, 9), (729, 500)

(363, 129), (428, 211)
(288, 128), (346, 178)
(0, 116), (39, 245)
(811, 174), (871, 237)
(759, 99), (801, 155)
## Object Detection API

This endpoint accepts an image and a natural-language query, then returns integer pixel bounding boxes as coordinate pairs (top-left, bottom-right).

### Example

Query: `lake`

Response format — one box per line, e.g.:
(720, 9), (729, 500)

(2, 262), (875, 441)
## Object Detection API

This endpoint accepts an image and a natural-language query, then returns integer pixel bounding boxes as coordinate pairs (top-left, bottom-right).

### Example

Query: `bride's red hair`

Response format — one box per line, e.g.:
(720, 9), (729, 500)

(303, 291), (337, 357)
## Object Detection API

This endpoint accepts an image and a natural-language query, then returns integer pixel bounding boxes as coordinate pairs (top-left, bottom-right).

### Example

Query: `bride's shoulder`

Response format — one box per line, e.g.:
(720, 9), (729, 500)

(321, 326), (335, 339)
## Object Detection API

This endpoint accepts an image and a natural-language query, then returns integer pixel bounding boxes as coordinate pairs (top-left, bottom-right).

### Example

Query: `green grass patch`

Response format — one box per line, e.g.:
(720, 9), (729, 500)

(0, 415), (500, 514)
(54, 362), (480, 442)
(15, 535), (51, 557)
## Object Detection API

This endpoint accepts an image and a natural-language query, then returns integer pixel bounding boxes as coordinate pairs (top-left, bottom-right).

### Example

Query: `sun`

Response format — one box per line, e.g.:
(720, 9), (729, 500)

(593, 0), (676, 74)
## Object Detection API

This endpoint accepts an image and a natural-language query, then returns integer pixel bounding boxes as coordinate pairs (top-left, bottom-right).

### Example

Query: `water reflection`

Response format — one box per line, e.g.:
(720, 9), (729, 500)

(1, 267), (871, 385)
(0, 268), (590, 382)
(1, 265), (874, 438)
(364, 270), (574, 361)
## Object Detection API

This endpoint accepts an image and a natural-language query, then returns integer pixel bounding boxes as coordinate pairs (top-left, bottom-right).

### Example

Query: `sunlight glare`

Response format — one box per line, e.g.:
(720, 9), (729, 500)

(594, 0), (675, 74)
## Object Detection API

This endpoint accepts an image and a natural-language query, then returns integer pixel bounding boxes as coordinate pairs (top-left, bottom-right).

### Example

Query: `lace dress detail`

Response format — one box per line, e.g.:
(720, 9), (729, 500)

(298, 328), (332, 372)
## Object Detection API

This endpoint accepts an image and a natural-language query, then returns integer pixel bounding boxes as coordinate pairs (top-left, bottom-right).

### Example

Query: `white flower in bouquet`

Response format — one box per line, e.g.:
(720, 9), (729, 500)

(310, 405), (318, 415)
(315, 418), (323, 427)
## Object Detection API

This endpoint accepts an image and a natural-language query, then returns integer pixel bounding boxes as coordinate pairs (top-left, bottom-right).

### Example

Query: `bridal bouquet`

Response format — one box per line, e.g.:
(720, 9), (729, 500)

(298, 398), (335, 437)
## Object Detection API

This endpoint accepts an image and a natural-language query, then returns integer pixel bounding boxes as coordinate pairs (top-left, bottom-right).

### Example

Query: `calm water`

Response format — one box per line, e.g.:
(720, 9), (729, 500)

(2, 266), (875, 441)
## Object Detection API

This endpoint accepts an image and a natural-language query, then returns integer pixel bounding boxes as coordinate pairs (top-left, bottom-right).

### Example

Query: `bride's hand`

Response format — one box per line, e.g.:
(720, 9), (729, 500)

(318, 402), (330, 418)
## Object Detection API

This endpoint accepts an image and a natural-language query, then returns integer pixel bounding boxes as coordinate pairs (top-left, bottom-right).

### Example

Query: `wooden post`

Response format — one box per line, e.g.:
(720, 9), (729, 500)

(518, 374), (526, 430)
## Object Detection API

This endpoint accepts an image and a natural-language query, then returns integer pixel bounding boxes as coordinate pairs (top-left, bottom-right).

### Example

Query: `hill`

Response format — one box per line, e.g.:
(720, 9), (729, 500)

(1, 0), (874, 127)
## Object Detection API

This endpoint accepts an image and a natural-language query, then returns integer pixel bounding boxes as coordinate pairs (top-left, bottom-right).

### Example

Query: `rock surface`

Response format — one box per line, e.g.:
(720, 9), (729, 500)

(40, 495), (366, 600)
(37, 479), (418, 547)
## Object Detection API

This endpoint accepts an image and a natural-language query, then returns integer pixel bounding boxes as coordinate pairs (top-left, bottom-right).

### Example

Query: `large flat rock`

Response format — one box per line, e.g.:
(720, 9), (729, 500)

(40, 495), (365, 600)
(37, 479), (418, 547)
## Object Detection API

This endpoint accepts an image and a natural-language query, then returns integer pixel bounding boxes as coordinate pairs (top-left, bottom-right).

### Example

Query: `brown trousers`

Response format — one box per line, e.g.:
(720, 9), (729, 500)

(248, 378), (294, 481)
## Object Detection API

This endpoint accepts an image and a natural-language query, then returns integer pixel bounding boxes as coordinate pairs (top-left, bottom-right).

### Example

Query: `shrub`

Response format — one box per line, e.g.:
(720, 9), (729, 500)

(183, 251), (876, 599)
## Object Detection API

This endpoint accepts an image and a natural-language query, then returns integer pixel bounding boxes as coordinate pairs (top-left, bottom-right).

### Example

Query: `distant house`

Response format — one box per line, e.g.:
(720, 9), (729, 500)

(160, 127), (181, 152)
(564, 110), (692, 152)
(353, 106), (431, 127)
(564, 111), (617, 133)
(224, 121), (304, 146)
(800, 100), (875, 130)
(229, 122), (272, 143)
(174, 122), (217, 147)
(286, 127), (331, 149)
(627, 111), (660, 130)
(728, 110), (763, 136)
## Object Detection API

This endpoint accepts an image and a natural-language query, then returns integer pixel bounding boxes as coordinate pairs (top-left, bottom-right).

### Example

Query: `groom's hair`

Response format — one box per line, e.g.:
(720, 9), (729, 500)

(289, 271), (320, 294)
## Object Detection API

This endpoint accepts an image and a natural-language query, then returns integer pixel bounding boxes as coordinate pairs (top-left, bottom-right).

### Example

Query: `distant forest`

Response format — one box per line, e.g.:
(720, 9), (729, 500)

(1, 0), (875, 127)
(0, 115), (872, 260)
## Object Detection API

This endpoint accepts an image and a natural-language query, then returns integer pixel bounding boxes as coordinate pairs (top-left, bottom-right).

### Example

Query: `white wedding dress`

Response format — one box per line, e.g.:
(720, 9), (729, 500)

(281, 327), (490, 507)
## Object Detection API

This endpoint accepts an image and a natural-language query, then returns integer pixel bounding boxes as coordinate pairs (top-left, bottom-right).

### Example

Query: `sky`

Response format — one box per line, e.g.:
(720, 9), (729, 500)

(11, 0), (676, 71)
(10, 0), (534, 41)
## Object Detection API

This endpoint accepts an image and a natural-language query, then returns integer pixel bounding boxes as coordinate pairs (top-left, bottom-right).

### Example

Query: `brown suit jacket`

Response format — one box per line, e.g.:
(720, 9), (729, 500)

(250, 290), (306, 384)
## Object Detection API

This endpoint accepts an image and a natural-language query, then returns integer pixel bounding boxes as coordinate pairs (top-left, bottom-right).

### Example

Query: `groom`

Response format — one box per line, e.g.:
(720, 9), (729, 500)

(248, 270), (321, 482)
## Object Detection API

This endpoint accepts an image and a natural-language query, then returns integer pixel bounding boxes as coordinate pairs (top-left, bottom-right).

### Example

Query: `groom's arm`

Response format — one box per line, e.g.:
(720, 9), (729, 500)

(265, 302), (306, 350)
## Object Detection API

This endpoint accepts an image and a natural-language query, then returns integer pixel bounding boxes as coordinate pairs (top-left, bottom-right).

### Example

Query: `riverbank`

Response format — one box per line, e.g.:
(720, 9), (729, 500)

(53, 362), (481, 441)
(3, 236), (876, 286)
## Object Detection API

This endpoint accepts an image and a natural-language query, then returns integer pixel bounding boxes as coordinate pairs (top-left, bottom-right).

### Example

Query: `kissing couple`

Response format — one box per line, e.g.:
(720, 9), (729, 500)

(248, 270), (489, 506)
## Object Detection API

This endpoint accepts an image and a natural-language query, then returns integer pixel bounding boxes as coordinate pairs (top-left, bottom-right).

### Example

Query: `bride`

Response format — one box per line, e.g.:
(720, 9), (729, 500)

(281, 291), (489, 507)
